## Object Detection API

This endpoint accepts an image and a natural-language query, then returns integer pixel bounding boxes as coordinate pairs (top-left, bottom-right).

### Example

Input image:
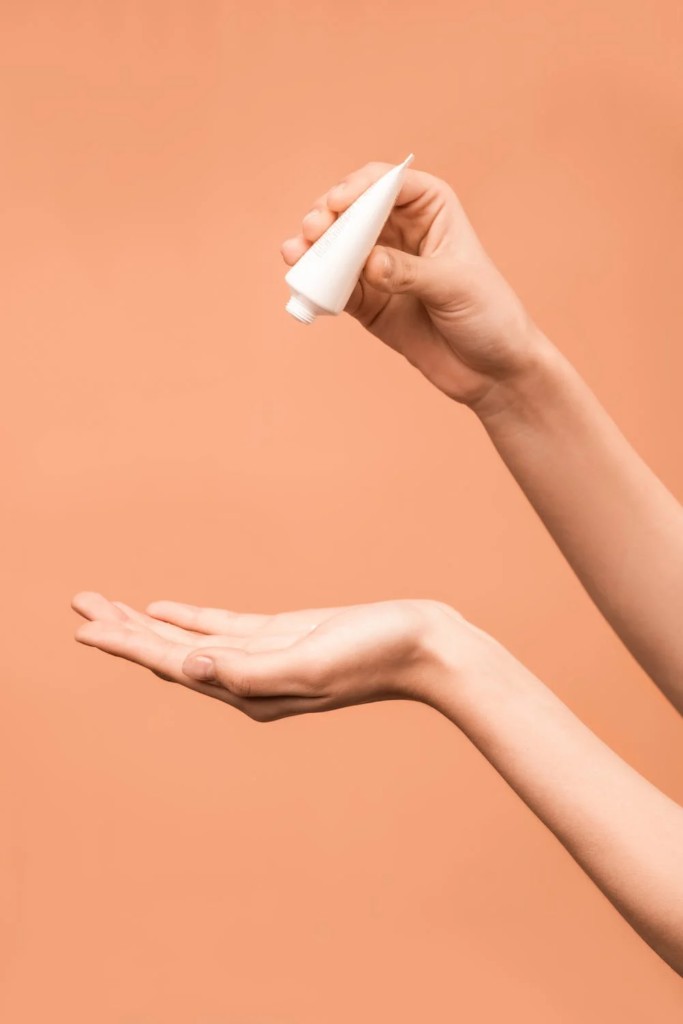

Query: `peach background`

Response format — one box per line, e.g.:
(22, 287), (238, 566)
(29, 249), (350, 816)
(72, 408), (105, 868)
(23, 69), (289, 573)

(1, 2), (683, 1021)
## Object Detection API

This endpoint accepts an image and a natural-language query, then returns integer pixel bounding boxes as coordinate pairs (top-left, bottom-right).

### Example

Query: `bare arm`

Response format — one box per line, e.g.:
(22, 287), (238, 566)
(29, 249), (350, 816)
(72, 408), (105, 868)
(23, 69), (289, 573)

(73, 592), (683, 974)
(474, 337), (683, 712)
(282, 160), (683, 710)
(429, 630), (683, 974)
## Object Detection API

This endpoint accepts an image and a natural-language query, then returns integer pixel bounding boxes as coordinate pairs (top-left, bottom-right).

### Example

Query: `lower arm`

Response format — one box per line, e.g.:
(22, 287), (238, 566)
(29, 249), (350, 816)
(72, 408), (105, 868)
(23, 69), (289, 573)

(473, 334), (683, 711)
(424, 641), (683, 974)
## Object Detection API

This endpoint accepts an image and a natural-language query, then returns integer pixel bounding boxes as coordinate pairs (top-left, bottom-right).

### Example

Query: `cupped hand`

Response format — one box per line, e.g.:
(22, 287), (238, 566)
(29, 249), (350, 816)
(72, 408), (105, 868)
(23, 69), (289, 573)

(282, 161), (545, 410)
(72, 592), (471, 722)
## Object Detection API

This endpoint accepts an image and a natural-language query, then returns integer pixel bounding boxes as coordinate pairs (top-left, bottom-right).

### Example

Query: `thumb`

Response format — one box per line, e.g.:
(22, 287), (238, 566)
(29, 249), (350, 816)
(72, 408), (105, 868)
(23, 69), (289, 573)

(362, 245), (450, 304)
(182, 644), (319, 698)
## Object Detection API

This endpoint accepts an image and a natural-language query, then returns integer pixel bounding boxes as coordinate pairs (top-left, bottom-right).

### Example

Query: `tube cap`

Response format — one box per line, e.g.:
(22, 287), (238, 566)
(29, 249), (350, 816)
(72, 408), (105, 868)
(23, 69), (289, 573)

(286, 294), (317, 324)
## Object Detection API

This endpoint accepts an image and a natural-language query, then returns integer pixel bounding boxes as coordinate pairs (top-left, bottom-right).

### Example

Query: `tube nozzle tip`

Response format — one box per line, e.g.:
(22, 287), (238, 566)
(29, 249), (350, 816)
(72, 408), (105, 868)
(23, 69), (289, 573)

(286, 294), (317, 324)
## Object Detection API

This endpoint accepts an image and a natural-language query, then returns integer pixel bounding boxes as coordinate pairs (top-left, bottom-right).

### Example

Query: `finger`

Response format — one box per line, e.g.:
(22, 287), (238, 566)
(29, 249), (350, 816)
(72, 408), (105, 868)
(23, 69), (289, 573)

(326, 163), (434, 214)
(113, 601), (209, 645)
(362, 244), (453, 305)
(146, 602), (272, 636)
(117, 603), (302, 653)
(71, 591), (127, 624)
(182, 641), (327, 698)
(300, 199), (336, 243)
(75, 619), (315, 713)
(146, 602), (345, 637)
(75, 620), (191, 682)
(280, 233), (311, 267)
(344, 279), (365, 317)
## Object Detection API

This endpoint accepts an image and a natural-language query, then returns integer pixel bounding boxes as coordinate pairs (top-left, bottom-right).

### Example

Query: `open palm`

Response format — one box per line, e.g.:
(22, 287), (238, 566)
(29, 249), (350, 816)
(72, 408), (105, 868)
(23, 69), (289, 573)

(72, 592), (454, 721)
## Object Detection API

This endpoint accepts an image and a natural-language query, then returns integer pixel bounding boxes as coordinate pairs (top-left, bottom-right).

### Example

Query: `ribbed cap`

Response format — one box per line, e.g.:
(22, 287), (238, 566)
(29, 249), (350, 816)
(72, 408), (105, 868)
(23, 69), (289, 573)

(286, 295), (317, 324)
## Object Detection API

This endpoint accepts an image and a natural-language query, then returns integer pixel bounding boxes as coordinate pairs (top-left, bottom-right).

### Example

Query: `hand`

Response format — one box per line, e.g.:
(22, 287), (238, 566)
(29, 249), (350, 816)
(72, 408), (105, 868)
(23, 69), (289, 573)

(282, 161), (548, 411)
(71, 592), (493, 722)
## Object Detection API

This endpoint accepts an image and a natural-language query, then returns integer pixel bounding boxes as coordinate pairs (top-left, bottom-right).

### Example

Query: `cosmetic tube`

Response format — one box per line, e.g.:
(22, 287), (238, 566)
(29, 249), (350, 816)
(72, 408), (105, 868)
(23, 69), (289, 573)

(285, 154), (414, 324)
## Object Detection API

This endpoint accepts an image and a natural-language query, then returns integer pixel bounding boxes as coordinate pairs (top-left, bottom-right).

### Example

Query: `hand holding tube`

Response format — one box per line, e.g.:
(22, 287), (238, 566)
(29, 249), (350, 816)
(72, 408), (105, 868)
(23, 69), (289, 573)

(282, 160), (545, 411)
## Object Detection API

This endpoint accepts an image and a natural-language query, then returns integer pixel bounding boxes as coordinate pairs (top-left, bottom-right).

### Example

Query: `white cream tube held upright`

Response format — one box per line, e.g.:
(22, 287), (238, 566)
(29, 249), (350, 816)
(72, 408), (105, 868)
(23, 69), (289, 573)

(285, 154), (414, 324)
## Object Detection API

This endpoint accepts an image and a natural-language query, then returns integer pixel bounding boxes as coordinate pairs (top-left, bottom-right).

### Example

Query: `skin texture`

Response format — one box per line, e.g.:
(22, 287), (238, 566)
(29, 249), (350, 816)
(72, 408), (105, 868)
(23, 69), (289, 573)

(74, 160), (683, 974)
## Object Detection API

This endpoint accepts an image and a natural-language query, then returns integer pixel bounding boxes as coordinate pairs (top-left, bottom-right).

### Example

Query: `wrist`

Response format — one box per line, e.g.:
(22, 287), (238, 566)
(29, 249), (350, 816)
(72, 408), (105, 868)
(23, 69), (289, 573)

(412, 602), (542, 726)
(469, 327), (569, 428)
(410, 602), (505, 707)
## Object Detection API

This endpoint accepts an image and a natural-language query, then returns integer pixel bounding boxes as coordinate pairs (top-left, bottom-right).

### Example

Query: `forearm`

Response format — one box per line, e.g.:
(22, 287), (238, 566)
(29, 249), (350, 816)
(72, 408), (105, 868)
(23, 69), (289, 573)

(426, 643), (683, 974)
(474, 333), (683, 712)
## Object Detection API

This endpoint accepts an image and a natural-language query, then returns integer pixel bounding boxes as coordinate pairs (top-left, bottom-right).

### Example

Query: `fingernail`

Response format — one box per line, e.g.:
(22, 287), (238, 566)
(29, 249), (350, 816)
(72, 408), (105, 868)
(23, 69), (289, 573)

(302, 209), (319, 222)
(187, 656), (215, 682)
(379, 248), (392, 277)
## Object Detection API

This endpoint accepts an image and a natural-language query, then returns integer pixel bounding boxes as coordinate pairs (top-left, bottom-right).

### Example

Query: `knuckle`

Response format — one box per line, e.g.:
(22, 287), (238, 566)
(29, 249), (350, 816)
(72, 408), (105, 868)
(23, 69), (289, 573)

(301, 211), (324, 241)
(228, 666), (252, 698)
(396, 256), (417, 288)
(328, 174), (350, 193)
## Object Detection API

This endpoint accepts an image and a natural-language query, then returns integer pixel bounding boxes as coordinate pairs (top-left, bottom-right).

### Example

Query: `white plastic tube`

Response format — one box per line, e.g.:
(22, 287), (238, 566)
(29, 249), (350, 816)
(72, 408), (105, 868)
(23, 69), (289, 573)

(285, 154), (414, 324)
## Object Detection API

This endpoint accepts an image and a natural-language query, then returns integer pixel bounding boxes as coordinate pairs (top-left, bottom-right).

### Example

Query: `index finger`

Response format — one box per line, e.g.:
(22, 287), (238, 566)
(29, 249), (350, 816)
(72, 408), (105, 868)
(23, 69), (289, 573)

(75, 619), (190, 683)
(325, 160), (435, 214)
(145, 601), (347, 637)
(146, 602), (270, 637)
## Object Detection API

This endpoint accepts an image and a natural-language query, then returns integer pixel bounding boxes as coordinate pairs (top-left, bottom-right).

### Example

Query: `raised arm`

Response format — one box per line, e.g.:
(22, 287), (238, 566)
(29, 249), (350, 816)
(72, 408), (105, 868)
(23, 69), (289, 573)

(281, 162), (683, 712)
(475, 338), (683, 712)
